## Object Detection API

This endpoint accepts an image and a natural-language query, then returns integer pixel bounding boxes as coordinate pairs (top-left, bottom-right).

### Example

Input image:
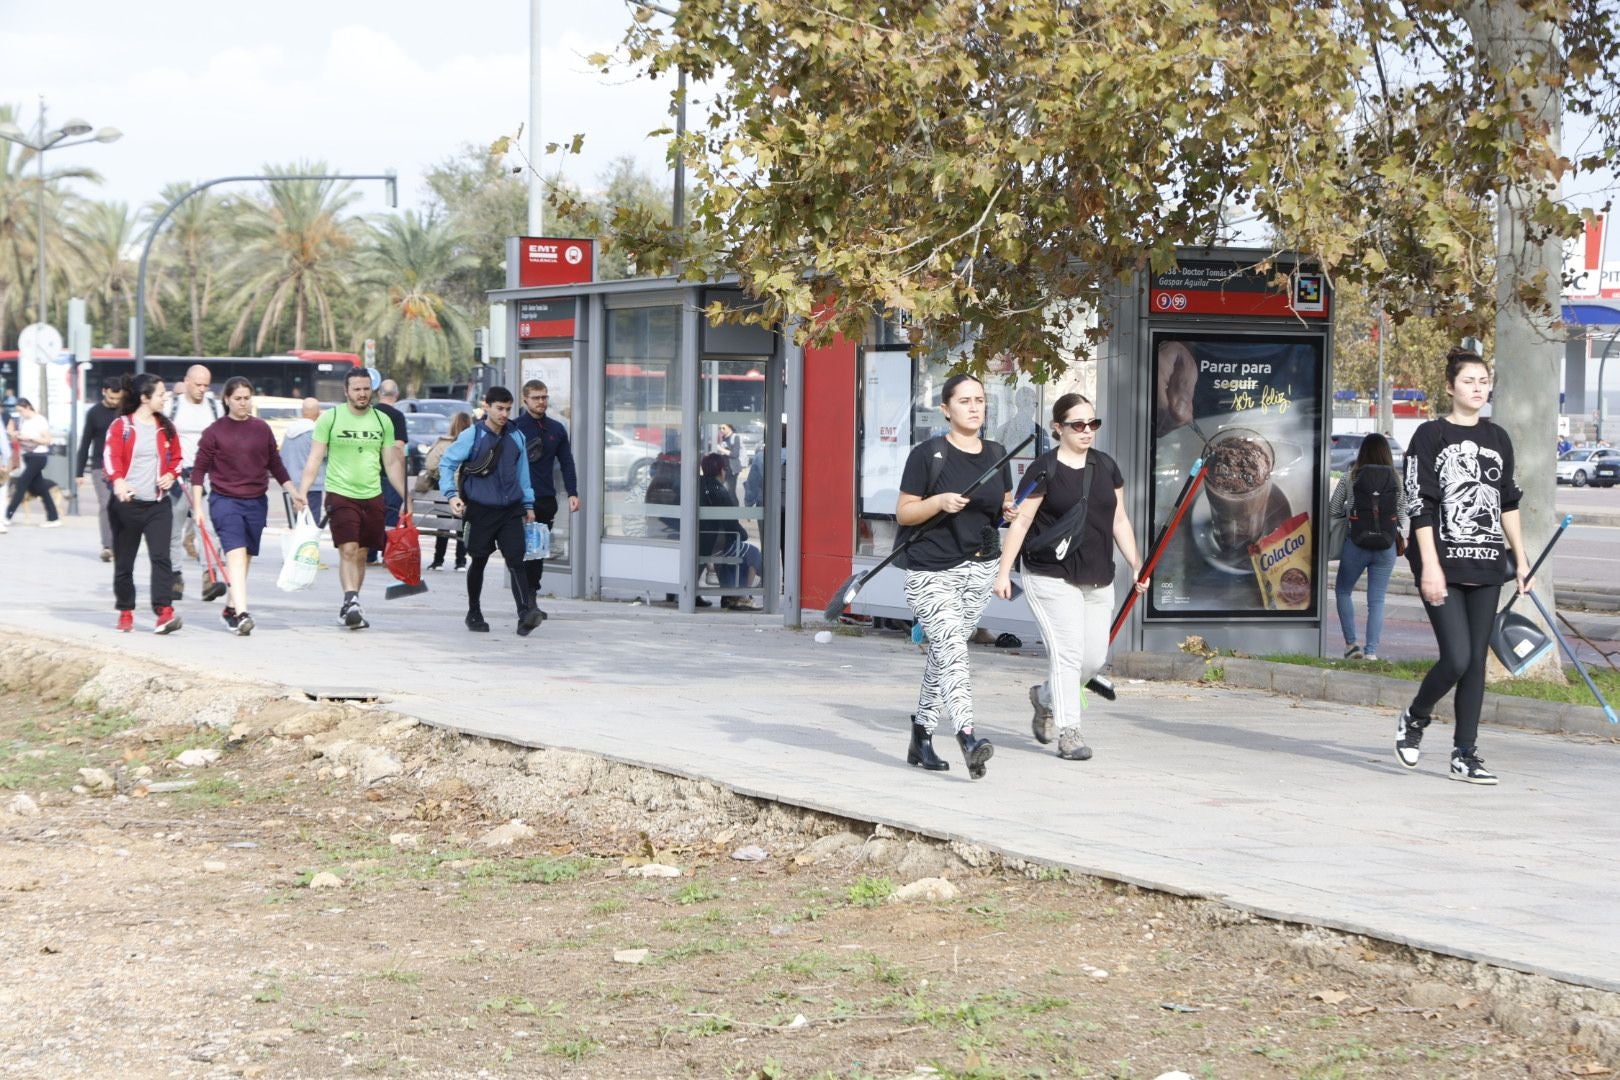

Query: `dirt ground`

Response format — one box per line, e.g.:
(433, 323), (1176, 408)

(2, 649), (1619, 1079)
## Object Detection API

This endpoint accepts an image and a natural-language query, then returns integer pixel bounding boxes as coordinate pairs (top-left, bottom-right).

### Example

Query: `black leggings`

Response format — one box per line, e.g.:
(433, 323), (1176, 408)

(5, 453), (58, 521)
(110, 498), (174, 612)
(1412, 581), (1502, 753)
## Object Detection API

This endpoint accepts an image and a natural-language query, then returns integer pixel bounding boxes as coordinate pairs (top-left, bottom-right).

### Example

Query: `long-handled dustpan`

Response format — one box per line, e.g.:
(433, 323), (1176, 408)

(1490, 515), (1571, 675)
(823, 433), (1035, 622)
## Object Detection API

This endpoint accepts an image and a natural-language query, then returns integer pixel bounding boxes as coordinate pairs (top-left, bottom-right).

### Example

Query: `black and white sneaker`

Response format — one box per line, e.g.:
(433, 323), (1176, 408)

(1395, 708), (1429, 768)
(341, 601), (368, 629)
(1450, 751), (1498, 785)
(234, 612), (254, 636)
(221, 606), (239, 629)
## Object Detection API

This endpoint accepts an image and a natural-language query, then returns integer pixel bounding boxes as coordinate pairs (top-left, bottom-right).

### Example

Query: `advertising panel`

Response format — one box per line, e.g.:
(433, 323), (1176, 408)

(517, 298), (577, 342)
(1146, 332), (1325, 620)
(515, 237), (594, 288)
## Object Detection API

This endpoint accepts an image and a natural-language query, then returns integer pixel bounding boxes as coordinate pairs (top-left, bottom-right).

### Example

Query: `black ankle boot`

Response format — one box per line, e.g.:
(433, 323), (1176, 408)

(956, 728), (994, 780)
(906, 718), (950, 771)
(465, 611), (490, 633)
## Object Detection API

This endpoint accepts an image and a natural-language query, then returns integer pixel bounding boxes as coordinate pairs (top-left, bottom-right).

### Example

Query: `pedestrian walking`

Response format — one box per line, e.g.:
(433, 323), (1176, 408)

(191, 377), (306, 636)
(439, 387), (542, 635)
(278, 398), (327, 526)
(994, 393), (1144, 762)
(1396, 348), (1532, 785)
(103, 374), (183, 634)
(1329, 432), (1409, 661)
(714, 422), (744, 494)
(165, 364), (222, 600)
(896, 373), (1011, 779)
(295, 367), (408, 630)
(421, 411), (471, 571)
(512, 380), (579, 616)
(74, 377), (124, 559)
(2, 399), (60, 528)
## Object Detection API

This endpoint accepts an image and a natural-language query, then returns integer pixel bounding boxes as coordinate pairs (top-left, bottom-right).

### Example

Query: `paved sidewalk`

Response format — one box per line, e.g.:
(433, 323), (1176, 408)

(4, 518), (1620, 992)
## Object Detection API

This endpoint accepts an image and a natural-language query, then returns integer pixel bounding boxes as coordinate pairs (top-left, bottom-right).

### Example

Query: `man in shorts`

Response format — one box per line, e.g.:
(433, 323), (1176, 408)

(190, 377), (306, 635)
(296, 368), (407, 629)
(439, 386), (542, 635)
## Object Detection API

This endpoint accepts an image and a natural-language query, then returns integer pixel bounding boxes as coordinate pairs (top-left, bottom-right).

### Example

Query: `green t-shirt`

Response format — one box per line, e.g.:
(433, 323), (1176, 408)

(314, 406), (392, 499)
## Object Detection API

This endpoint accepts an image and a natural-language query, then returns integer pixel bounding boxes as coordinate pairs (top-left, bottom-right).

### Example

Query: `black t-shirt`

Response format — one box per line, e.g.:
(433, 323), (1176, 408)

(1019, 449), (1123, 586)
(374, 403), (408, 446)
(897, 437), (1010, 570)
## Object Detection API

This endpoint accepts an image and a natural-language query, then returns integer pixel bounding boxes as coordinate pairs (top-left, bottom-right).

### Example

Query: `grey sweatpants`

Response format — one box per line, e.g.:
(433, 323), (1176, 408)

(1023, 574), (1113, 735)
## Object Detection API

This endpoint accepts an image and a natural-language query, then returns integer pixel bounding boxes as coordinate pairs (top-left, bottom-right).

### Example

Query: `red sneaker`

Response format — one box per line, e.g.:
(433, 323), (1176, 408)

(153, 607), (183, 635)
(116, 610), (134, 633)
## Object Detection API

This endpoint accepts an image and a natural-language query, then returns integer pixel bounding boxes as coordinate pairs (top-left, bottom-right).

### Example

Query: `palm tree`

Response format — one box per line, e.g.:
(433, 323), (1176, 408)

(0, 103), (100, 346)
(74, 200), (168, 345)
(147, 181), (225, 355)
(352, 211), (476, 393)
(221, 163), (362, 352)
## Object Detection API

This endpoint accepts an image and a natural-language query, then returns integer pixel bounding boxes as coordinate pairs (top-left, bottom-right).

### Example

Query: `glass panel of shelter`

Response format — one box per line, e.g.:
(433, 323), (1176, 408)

(518, 351), (574, 565)
(603, 306), (684, 543)
(697, 357), (770, 605)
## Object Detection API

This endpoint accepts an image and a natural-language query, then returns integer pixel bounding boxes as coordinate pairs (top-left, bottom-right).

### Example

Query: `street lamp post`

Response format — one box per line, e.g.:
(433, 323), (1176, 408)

(0, 101), (122, 397)
(134, 172), (397, 372)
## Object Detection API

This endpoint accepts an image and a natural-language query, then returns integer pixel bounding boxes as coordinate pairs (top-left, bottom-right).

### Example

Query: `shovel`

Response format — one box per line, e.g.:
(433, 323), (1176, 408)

(1489, 514), (1570, 675)
(823, 433), (1035, 622)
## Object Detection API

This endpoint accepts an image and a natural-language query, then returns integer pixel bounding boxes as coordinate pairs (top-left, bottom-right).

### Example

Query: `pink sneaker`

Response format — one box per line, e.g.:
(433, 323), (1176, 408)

(153, 607), (183, 635)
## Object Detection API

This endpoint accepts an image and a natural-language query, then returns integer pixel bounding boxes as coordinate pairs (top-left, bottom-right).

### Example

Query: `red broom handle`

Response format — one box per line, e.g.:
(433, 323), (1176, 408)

(1110, 459), (1206, 642)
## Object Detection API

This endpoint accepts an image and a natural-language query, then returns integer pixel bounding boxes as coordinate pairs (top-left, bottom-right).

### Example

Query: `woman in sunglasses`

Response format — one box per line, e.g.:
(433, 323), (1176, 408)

(896, 373), (1013, 780)
(995, 393), (1144, 761)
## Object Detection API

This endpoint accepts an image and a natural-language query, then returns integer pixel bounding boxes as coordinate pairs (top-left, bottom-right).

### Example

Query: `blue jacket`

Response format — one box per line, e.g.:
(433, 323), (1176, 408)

(511, 411), (578, 499)
(439, 422), (533, 509)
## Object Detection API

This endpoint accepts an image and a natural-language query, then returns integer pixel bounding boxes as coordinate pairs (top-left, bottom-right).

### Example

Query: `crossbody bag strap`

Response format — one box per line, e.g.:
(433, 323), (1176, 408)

(1024, 459), (1093, 557)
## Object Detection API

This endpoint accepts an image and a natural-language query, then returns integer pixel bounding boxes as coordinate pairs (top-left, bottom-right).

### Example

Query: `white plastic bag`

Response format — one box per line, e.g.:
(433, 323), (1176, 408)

(277, 509), (322, 592)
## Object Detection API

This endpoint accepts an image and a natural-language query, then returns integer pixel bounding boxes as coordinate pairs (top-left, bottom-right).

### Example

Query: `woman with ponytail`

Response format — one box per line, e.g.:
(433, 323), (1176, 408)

(102, 374), (184, 633)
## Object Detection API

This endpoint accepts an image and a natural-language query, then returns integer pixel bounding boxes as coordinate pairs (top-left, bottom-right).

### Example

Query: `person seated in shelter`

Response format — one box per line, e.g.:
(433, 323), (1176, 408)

(700, 452), (763, 609)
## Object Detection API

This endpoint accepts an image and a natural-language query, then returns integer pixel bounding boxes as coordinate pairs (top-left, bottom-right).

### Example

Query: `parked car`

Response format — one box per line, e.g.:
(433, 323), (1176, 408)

(1596, 459), (1620, 487)
(605, 427), (659, 491)
(1557, 447), (1620, 487)
(1329, 432), (1405, 474)
(404, 412), (451, 476)
(398, 397), (473, 419)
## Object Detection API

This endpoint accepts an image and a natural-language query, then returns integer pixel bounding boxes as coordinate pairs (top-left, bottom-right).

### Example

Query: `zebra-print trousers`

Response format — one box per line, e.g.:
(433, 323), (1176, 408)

(904, 560), (996, 735)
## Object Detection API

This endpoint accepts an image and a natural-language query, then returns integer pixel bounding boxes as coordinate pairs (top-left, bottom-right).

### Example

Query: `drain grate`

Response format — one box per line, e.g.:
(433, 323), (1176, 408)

(302, 687), (385, 704)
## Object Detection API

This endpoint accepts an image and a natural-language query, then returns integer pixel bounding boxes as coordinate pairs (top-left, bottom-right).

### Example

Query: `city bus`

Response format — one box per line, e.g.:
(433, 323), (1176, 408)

(0, 348), (363, 403)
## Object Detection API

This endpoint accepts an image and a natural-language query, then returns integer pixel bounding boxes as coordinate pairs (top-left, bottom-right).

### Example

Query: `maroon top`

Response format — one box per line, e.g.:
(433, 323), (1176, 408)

(192, 416), (290, 498)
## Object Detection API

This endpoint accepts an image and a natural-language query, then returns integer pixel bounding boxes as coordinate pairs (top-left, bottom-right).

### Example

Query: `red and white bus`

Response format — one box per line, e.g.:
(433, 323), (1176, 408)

(0, 349), (362, 404)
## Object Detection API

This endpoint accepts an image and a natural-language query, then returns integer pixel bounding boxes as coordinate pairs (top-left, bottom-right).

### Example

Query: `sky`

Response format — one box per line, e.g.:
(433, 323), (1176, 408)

(0, 0), (679, 219)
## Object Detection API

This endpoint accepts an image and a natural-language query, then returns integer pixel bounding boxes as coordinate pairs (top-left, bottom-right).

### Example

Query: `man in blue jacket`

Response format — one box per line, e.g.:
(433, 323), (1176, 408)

(513, 380), (579, 617)
(439, 386), (541, 636)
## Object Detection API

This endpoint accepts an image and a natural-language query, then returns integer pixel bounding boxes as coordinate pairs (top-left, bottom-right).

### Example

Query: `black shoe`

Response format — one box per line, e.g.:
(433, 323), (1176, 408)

(221, 606), (238, 629)
(171, 572), (185, 600)
(956, 728), (994, 780)
(426, 561), (444, 571)
(341, 600), (368, 629)
(201, 573), (227, 602)
(234, 611), (254, 636)
(516, 610), (542, 636)
(465, 611), (490, 633)
(906, 718), (950, 772)
(1449, 750), (1498, 785)
(694, 596), (712, 608)
(1395, 708), (1429, 769)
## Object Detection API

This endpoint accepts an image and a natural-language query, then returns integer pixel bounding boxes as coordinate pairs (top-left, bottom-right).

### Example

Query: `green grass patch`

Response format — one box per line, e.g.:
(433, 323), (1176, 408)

(658, 935), (744, 963)
(673, 879), (723, 905)
(1262, 652), (1620, 706)
(542, 1034), (600, 1062)
(590, 898), (627, 915)
(463, 855), (592, 886)
(845, 875), (895, 906)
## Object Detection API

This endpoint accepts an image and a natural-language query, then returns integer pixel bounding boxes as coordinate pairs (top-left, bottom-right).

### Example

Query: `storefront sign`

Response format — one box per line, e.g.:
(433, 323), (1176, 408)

(514, 237), (594, 288)
(1149, 261), (1328, 320)
(1146, 332), (1325, 620)
(517, 298), (577, 342)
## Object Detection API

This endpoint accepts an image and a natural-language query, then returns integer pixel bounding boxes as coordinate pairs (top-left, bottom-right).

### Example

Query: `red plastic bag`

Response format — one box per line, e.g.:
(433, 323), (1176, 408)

(384, 507), (424, 591)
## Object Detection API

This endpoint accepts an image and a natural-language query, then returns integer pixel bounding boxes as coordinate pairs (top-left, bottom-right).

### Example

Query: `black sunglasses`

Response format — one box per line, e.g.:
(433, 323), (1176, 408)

(1057, 418), (1103, 432)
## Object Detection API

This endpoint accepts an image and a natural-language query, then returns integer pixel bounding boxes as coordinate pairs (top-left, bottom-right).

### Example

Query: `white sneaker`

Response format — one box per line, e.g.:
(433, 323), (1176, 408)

(40, 520), (62, 529)
(0, 518), (8, 533)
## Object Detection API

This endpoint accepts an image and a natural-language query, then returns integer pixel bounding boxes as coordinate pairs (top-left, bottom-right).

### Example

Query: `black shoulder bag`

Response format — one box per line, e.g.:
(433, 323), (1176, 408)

(1023, 459), (1093, 563)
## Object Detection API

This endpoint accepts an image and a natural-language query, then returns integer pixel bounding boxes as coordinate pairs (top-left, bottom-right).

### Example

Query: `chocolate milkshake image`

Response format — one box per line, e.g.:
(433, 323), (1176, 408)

(1202, 430), (1276, 550)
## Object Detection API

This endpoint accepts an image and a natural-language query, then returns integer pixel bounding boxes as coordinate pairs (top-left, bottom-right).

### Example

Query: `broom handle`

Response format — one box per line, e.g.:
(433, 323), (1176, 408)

(867, 432), (1036, 579)
(1110, 458), (1207, 642)
(1503, 514), (1572, 611)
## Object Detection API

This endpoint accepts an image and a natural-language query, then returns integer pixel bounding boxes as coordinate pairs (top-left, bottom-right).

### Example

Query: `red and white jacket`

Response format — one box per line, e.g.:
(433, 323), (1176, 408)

(103, 415), (183, 488)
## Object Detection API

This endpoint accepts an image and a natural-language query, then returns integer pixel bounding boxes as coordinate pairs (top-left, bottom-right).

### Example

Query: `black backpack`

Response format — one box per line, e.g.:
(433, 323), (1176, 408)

(1348, 464), (1400, 550)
